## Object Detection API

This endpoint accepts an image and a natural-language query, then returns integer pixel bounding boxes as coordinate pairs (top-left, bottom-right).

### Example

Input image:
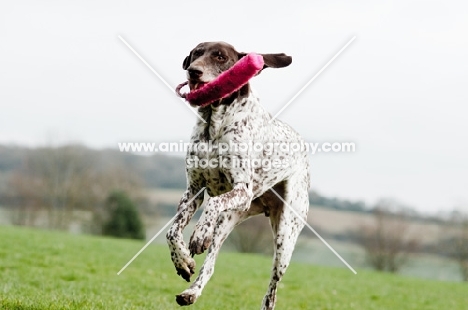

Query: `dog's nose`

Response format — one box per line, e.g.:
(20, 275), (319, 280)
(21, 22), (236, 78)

(188, 68), (203, 80)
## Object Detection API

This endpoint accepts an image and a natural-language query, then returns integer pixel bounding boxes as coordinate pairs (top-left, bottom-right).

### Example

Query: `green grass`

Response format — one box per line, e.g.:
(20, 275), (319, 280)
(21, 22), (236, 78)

(0, 226), (466, 310)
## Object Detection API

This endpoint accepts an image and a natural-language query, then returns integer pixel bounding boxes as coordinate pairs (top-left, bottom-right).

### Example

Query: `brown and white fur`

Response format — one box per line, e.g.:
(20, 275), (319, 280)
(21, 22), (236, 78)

(166, 42), (310, 310)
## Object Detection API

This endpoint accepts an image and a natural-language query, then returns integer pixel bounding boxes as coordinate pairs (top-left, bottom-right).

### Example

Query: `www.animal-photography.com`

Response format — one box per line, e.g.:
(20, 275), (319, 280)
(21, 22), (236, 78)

(1, 1), (467, 309)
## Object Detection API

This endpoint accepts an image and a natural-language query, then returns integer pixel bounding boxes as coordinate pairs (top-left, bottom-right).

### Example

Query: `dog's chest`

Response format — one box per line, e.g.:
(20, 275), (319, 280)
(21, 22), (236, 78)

(188, 99), (256, 195)
(187, 94), (299, 197)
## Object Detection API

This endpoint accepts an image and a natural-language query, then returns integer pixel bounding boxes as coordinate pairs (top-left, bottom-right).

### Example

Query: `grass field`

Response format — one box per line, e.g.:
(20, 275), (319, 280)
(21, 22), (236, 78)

(1, 226), (467, 310)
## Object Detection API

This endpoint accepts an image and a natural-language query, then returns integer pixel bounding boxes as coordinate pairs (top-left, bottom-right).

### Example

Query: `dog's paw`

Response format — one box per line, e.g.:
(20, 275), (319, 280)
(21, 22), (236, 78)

(189, 234), (213, 256)
(175, 257), (196, 282)
(189, 222), (214, 255)
(170, 244), (196, 282)
(176, 289), (200, 306)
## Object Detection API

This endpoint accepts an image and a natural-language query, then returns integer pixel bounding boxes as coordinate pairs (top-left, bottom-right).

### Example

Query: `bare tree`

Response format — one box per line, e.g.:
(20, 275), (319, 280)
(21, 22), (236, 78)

(455, 219), (468, 281)
(82, 164), (143, 234)
(7, 171), (43, 226)
(36, 145), (90, 229)
(357, 201), (419, 272)
(443, 211), (468, 281)
(8, 145), (143, 232)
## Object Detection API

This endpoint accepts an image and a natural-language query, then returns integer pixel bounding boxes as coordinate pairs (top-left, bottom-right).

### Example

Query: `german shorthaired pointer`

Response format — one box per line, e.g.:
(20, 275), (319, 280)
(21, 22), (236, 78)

(166, 42), (310, 310)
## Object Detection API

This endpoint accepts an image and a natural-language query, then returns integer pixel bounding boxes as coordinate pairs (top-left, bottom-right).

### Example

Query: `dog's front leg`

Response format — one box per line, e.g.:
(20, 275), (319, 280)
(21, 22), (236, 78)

(177, 210), (250, 306)
(166, 188), (204, 282)
(189, 182), (252, 255)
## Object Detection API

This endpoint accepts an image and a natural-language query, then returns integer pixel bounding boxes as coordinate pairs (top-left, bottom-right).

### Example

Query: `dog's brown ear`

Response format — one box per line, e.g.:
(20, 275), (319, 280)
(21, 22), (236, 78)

(261, 53), (292, 69)
(237, 52), (247, 60)
(237, 52), (291, 76)
(182, 53), (192, 70)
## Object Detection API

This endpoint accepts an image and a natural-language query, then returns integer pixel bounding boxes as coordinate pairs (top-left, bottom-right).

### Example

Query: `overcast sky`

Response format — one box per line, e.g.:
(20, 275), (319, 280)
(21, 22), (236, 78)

(1, 1), (467, 213)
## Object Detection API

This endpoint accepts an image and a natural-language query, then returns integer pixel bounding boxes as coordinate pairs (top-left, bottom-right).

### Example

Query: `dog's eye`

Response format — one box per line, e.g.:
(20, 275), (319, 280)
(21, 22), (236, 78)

(213, 51), (226, 61)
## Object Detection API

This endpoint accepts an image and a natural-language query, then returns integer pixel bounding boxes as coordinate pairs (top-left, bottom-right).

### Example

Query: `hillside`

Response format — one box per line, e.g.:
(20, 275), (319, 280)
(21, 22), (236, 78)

(0, 144), (369, 213)
(1, 225), (467, 310)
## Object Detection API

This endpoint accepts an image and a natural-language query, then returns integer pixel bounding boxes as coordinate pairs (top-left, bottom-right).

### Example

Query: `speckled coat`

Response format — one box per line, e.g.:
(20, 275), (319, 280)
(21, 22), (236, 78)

(166, 42), (310, 310)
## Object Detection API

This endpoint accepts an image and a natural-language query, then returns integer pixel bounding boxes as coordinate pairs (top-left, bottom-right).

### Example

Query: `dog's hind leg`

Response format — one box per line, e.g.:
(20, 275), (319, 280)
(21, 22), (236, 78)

(261, 177), (309, 310)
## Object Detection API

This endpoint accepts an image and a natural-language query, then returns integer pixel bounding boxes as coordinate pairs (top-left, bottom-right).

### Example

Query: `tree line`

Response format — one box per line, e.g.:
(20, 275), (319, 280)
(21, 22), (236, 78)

(0, 144), (466, 281)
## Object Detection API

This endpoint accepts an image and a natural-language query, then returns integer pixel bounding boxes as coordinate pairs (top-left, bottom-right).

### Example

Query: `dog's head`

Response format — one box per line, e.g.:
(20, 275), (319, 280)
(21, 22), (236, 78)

(182, 42), (292, 91)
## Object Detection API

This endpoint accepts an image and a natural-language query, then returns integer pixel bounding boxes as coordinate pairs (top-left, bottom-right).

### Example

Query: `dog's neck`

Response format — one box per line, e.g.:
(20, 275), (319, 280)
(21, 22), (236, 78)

(195, 83), (252, 141)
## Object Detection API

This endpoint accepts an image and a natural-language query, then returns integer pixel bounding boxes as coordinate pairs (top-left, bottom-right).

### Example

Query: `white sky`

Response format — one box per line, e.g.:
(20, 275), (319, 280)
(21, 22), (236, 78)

(1, 1), (467, 213)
